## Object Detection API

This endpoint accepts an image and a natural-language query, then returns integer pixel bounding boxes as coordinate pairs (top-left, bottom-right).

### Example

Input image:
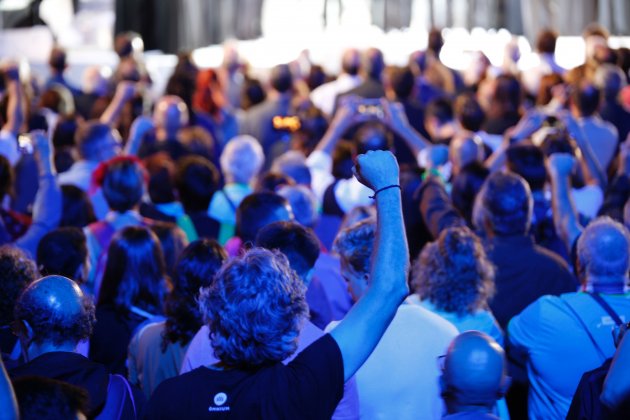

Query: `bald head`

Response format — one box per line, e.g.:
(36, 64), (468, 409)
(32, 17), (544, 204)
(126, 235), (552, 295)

(15, 276), (95, 347)
(154, 95), (189, 138)
(577, 217), (630, 285)
(341, 49), (361, 76)
(442, 331), (507, 410)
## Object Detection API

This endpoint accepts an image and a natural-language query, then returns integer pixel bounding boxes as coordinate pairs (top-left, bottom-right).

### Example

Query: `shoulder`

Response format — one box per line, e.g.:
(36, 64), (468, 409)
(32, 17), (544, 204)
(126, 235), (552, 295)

(397, 304), (459, 336)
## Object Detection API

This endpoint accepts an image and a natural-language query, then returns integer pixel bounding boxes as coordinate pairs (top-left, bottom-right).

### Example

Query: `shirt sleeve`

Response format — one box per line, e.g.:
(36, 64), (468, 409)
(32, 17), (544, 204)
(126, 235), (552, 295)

(0, 130), (20, 167)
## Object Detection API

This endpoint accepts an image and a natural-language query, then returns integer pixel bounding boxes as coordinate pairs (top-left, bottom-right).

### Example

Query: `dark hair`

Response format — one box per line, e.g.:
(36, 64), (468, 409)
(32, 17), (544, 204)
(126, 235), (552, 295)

(236, 192), (293, 245)
(541, 130), (575, 156)
(365, 48), (385, 80)
(455, 94), (485, 132)
(0, 246), (37, 325)
(270, 64), (293, 93)
(536, 29), (558, 54)
(162, 239), (226, 350)
(451, 162), (489, 226)
(493, 74), (522, 115)
(48, 47), (67, 72)
(536, 73), (564, 106)
(478, 171), (532, 236)
(0, 154), (13, 201)
(426, 97), (455, 124)
(255, 172), (296, 193)
(390, 66), (415, 100)
(175, 155), (220, 212)
(37, 228), (87, 282)
(332, 141), (356, 179)
(98, 226), (167, 315)
(241, 77), (267, 110)
(571, 82), (601, 117)
(60, 185), (96, 228)
(101, 158), (145, 212)
(428, 28), (444, 55)
(355, 121), (391, 154)
(506, 144), (547, 191)
(144, 154), (176, 204)
(255, 221), (320, 279)
(13, 376), (89, 420)
(150, 222), (188, 278)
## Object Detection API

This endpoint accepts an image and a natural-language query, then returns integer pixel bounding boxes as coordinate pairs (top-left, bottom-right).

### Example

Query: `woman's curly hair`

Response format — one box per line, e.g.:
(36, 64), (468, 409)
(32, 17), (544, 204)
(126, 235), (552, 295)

(161, 239), (227, 351)
(412, 226), (495, 316)
(199, 248), (308, 368)
(0, 246), (38, 325)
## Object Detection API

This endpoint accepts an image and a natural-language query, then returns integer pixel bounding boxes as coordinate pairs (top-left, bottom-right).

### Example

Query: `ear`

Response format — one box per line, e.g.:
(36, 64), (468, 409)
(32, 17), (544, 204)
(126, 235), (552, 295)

(498, 375), (512, 399)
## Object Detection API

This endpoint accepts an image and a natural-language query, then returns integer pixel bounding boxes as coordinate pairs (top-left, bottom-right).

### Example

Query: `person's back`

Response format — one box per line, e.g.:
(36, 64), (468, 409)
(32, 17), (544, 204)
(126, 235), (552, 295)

(335, 304), (457, 419)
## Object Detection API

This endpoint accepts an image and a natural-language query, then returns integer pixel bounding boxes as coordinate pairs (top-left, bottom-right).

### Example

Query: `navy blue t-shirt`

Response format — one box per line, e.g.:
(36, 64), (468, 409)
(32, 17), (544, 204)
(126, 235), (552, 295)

(144, 334), (344, 419)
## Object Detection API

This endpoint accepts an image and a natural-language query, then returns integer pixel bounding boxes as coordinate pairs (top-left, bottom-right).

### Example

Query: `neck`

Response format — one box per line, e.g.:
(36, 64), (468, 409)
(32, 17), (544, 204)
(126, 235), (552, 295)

(584, 277), (626, 294)
(25, 341), (77, 362)
(446, 401), (494, 415)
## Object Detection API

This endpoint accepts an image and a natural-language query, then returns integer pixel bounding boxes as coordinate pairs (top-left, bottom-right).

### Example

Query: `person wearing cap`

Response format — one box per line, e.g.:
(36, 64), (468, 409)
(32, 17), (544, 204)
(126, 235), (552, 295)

(441, 331), (510, 419)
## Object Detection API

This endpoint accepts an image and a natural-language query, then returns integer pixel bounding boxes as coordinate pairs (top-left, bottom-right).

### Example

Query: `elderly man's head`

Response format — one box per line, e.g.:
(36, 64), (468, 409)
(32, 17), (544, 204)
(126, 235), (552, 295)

(220, 135), (265, 185)
(153, 95), (189, 139)
(75, 121), (122, 162)
(577, 217), (630, 287)
(473, 171), (533, 237)
(441, 331), (508, 414)
(14, 276), (95, 359)
(199, 248), (308, 368)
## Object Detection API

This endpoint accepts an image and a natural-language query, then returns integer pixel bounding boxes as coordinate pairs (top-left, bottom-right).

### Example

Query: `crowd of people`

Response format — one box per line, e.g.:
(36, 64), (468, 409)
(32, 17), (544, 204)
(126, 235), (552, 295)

(0, 23), (630, 419)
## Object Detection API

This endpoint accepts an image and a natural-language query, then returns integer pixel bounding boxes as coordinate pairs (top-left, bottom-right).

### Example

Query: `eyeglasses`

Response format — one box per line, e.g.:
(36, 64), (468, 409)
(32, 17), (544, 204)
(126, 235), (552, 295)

(437, 354), (446, 372)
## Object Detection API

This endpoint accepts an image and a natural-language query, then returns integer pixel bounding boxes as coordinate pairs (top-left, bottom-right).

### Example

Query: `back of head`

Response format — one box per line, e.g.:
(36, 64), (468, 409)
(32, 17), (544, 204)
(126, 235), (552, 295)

(428, 28), (445, 55)
(145, 153), (176, 204)
(492, 74), (522, 114)
(442, 331), (507, 412)
(277, 184), (319, 228)
(355, 121), (391, 154)
(255, 221), (320, 280)
(270, 64), (293, 93)
(0, 246), (37, 325)
(75, 121), (120, 162)
(162, 239), (227, 347)
(48, 46), (67, 73)
(450, 135), (484, 174)
(154, 95), (189, 134)
(220, 135), (265, 184)
(426, 97), (455, 125)
(342, 48), (361, 76)
(98, 226), (167, 314)
(594, 64), (627, 101)
(571, 81), (601, 117)
(255, 172), (295, 193)
(413, 226), (495, 316)
(536, 29), (558, 54)
(37, 228), (88, 283)
(236, 192), (294, 244)
(175, 155), (219, 212)
(390, 66), (415, 100)
(13, 376), (89, 420)
(474, 171), (532, 236)
(333, 219), (376, 276)
(60, 185), (96, 228)
(99, 156), (146, 213)
(455, 93), (485, 132)
(14, 275), (95, 347)
(271, 151), (312, 186)
(451, 162), (489, 225)
(577, 217), (630, 284)
(365, 48), (385, 80)
(506, 144), (547, 192)
(199, 248), (308, 368)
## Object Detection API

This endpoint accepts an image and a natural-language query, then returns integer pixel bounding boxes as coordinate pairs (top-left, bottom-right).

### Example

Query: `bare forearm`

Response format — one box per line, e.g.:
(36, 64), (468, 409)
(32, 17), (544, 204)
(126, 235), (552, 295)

(601, 333), (630, 409)
(550, 172), (582, 253)
(4, 80), (23, 135)
(395, 124), (430, 157)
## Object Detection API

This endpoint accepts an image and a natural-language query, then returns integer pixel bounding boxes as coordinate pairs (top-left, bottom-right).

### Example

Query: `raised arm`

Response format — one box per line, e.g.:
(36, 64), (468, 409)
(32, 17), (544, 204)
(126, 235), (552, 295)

(124, 115), (154, 156)
(548, 153), (583, 254)
(1, 63), (23, 136)
(330, 150), (409, 381)
(15, 131), (61, 258)
(601, 331), (630, 410)
(0, 358), (18, 420)
(99, 81), (136, 126)
(380, 99), (431, 158)
(314, 96), (366, 156)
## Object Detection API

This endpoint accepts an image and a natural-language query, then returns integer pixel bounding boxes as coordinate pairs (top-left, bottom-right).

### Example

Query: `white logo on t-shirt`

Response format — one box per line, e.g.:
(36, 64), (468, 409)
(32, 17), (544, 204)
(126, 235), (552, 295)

(214, 392), (228, 406)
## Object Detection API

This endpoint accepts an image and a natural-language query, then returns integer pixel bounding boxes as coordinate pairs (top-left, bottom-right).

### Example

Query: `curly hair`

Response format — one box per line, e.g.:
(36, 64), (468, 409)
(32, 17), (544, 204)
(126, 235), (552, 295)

(412, 226), (495, 316)
(333, 219), (376, 275)
(14, 276), (96, 346)
(162, 239), (227, 351)
(0, 246), (38, 325)
(199, 248), (308, 368)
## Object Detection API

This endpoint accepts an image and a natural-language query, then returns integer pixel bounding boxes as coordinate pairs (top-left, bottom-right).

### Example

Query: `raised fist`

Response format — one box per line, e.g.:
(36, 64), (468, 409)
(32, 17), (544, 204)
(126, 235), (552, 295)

(353, 150), (399, 191)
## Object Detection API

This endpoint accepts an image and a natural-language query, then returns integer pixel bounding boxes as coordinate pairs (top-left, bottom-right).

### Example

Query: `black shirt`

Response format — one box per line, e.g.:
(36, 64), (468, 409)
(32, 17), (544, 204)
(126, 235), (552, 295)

(144, 334), (344, 419)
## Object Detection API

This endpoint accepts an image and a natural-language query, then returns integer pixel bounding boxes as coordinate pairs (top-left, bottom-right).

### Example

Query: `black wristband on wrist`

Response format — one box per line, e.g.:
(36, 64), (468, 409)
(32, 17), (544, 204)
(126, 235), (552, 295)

(369, 184), (401, 199)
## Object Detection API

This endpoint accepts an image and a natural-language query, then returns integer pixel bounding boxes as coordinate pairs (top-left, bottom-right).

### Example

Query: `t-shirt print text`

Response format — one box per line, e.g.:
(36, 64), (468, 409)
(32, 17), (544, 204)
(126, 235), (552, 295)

(209, 392), (230, 412)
